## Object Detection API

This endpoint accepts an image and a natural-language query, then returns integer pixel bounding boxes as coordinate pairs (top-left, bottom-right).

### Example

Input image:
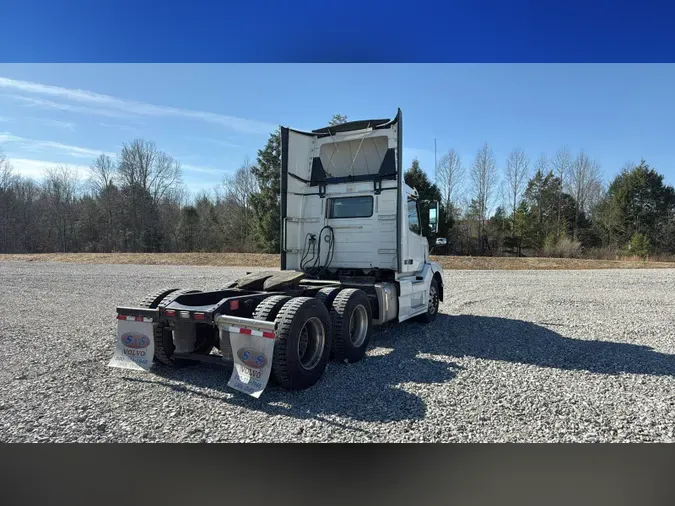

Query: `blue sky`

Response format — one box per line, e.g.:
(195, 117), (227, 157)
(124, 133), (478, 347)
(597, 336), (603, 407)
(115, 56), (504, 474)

(1, 64), (674, 197)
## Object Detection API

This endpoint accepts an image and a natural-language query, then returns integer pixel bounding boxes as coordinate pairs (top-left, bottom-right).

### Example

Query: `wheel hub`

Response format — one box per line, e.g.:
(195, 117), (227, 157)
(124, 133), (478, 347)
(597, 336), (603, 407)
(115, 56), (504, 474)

(348, 304), (368, 347)
(297, 317), (325, 370)
(298, 328), (309, 358)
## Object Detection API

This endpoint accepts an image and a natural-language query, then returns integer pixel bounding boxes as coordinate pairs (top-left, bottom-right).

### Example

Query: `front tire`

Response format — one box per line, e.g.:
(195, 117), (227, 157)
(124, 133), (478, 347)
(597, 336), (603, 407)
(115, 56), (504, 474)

(415, 278), (440, 324)
(272, 297), (332, 390)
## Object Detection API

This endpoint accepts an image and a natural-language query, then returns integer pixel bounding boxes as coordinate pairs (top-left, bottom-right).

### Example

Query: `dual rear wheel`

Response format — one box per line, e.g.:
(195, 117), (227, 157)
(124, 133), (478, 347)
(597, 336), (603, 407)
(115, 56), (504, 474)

(251, 287), (374, 390)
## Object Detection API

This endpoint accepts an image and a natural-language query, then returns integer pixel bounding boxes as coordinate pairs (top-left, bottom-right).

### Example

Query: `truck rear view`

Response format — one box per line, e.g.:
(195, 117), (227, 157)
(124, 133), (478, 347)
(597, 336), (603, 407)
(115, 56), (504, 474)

(109, 109), (444, 397)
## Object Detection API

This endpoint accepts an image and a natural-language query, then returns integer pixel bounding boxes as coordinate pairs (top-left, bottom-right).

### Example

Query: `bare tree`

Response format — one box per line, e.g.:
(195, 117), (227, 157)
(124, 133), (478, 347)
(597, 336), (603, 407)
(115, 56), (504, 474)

(567, 151), (602, 240)
(504, 148), (530, 237)
(43, 166), (81, 252)
(118, 139), (181, 201)
(435, 148), (465, 214)
(117, 139), (182, 250)
(470, 143), (499, 253)
(0, 148), (15, 191)
(149, 152), (182, 202)
(89, 153), (116, 194)
(585, 163), (605, 216)
(0, 149), (15, 252)
(552, 146), (572, 235)
(89, 153), (118, 250)
(219, 158), (259, 250)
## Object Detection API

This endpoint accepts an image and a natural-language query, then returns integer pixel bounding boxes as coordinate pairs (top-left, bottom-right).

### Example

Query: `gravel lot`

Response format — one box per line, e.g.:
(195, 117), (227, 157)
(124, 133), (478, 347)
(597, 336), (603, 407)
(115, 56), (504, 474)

(1, 261), (674, 442)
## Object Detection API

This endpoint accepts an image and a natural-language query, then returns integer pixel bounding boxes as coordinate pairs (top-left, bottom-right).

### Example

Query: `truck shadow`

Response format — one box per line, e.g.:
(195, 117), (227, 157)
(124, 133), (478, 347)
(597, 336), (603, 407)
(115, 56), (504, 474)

(127, 313), (675, 425)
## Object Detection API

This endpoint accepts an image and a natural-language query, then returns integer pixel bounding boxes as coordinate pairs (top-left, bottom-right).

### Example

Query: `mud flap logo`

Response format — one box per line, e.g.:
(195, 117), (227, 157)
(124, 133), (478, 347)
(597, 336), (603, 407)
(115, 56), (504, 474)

(108, 320), (155, 371)
(227, 332), (275, 398)
(237, 347), (267, 369)
(122, 332), (150, 349)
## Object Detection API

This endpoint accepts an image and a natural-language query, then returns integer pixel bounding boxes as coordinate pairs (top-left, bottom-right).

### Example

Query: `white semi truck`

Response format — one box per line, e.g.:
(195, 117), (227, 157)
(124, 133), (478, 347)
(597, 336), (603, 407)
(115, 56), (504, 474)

(110, 109), (444, 397)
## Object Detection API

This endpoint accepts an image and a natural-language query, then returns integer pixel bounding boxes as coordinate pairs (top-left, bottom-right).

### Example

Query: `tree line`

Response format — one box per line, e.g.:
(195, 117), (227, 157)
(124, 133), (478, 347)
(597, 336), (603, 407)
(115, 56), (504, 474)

(0, 139), (260, 254)
(429, 144), (675, 259)
(1, 115), (674, 260)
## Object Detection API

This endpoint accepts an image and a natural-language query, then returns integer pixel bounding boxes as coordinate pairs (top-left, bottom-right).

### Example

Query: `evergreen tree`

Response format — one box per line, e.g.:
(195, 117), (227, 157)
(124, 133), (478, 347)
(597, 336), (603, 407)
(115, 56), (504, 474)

(523, 169), (577, 248)
(250, 129), (281, 252)
(328, 114), (348, 126)
(598, 159), (675, 252)
(404, 158), (444, 237)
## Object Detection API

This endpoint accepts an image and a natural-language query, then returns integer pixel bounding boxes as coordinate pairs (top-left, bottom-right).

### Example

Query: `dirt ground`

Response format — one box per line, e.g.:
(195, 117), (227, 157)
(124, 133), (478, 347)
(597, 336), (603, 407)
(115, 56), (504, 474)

(1, 252), (674, 270)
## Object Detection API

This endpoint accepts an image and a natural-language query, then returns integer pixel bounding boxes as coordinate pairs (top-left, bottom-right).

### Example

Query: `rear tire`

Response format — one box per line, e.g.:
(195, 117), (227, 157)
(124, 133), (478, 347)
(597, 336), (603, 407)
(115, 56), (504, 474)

(253, 295), (293, 321)
(154, 289), (202, 366)
(330, 288), (373, 363)
(153, 322), (177, 366)
(315, 287), (340, 311)
(139, 288), (179, 309)
(272, 297), (332, 390)
(415, 278), (440, 324)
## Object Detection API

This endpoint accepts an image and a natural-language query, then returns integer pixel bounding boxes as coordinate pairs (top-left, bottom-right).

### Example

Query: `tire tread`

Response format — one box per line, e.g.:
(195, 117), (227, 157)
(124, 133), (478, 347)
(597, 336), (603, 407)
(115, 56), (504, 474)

(316, 287), (341, 310)
(330, 288), (372, 363)
(139, 288), (179, 309)
(272, 297), (330, 389)
(253, 295), (293, 321)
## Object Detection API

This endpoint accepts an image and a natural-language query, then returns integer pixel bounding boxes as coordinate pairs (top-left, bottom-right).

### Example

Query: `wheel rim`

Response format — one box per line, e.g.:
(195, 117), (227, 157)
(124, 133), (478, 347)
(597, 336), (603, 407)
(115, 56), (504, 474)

(349, 304), (368, 347)
(428, 285), (439, 315)
(297, 317), (326, 370)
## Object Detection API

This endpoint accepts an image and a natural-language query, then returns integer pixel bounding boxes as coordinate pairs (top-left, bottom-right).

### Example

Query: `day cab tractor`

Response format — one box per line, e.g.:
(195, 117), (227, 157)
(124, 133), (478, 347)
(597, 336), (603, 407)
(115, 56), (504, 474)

(109, 109), (445, 397)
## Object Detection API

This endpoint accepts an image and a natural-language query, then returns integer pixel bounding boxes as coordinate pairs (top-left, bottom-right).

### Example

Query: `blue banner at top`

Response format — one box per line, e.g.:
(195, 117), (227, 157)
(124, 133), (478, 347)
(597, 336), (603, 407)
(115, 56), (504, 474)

(1, 0), (675, 62)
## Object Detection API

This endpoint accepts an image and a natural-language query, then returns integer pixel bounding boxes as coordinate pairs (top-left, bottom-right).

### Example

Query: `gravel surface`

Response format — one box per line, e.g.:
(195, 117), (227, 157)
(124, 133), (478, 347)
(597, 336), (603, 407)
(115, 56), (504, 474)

(1, 261), (674, 442)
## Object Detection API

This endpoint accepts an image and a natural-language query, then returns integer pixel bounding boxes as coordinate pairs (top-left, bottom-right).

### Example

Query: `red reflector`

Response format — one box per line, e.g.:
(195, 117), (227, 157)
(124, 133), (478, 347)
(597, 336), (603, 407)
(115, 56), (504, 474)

(229, 300), (240, 311)
(165, 310), (176, 317)
(116, 314), (125, 320)
(239, 328), (252, 335)
(194, 313), (206, 320)
(262, 331), (275, 339)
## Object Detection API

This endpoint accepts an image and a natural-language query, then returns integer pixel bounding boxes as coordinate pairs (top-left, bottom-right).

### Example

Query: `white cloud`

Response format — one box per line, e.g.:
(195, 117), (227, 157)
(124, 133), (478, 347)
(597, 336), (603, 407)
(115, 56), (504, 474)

(0, 76), (277, 134)
(0, 132), (113, 159)
(30, 117), (76, 130)
(182, 163), (227, 176)
(8, 158), (90, 179)
(188, 136), (242, 149)
(99, 122), (141, 133)
(10, 95), (133, 118)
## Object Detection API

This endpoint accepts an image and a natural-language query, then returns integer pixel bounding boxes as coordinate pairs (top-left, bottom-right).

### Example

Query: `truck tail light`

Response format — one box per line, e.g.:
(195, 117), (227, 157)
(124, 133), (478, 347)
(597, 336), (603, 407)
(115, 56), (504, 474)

(229, 300), (240, 311)
(165, 310), (176, 317)
(194, 312), (206, 321)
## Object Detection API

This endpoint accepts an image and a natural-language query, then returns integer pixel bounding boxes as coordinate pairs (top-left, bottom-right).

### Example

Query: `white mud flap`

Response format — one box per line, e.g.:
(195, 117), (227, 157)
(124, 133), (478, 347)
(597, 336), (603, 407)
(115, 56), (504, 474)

(216, 315), (277, 398)
(108, 316), (155, 371)
(226, 328), (276, 398)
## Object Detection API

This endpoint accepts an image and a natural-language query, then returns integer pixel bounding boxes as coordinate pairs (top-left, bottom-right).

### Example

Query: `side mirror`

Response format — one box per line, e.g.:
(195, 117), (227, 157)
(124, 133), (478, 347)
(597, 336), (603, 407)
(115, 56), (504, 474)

(427, 201), (439, 234)
(435, 237), (447, 246)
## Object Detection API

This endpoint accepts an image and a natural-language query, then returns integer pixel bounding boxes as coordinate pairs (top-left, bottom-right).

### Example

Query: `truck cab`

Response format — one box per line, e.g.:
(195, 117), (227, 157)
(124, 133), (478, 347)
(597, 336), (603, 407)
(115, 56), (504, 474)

(280, 108), (443, 323)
